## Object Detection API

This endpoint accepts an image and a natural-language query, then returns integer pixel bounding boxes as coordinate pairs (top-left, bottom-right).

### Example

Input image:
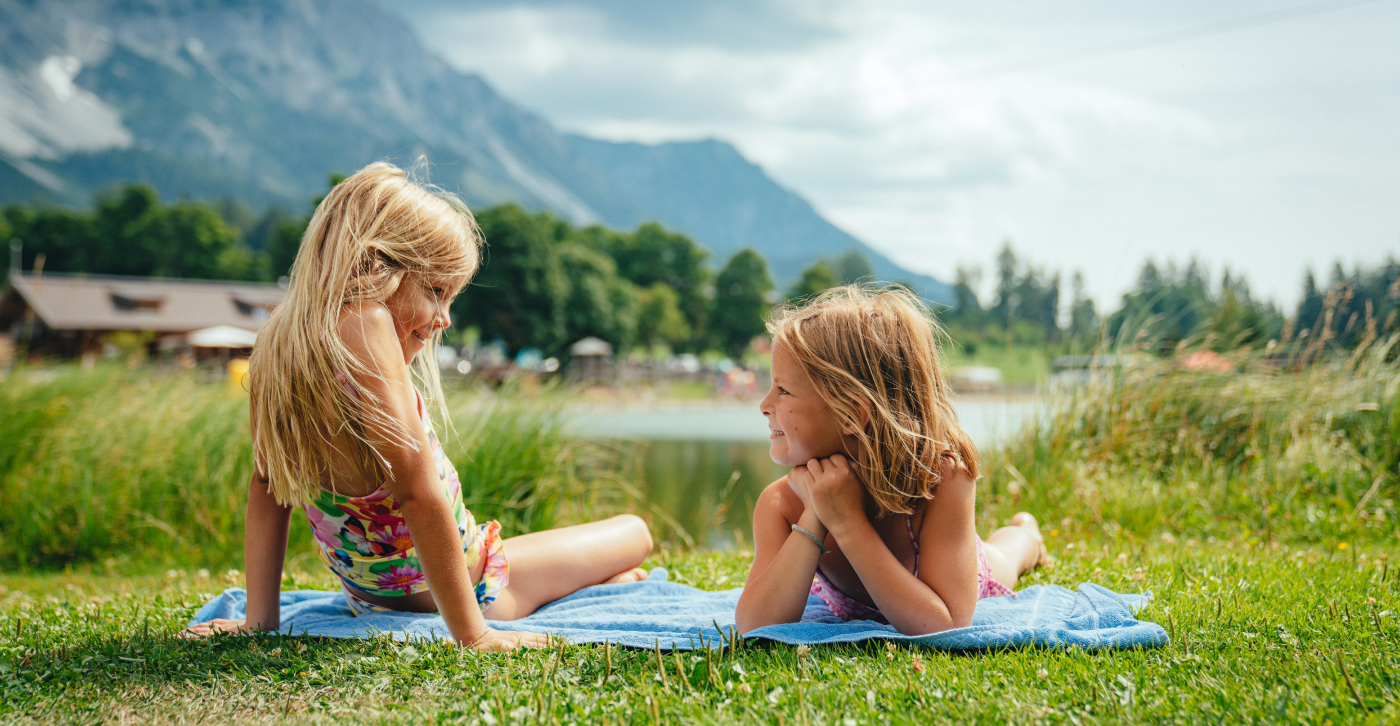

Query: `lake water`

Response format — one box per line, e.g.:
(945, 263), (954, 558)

(565, 398), (1040, 548)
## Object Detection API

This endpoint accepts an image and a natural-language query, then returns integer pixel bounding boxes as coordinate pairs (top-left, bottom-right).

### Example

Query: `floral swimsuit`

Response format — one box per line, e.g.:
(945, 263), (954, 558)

(302, 385), (509, 616)
(809, 514), (1016, 623)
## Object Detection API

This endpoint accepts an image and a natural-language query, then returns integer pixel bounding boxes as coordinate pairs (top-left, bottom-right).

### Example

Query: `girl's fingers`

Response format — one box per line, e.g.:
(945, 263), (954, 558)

(183, 619), (244, 639)
(500, 633), (547, 651)
(473, 629), (551, 651)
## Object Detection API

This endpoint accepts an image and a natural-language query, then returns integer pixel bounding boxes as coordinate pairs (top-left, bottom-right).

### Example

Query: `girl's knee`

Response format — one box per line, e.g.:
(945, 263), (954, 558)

(614, 514), (654, 558)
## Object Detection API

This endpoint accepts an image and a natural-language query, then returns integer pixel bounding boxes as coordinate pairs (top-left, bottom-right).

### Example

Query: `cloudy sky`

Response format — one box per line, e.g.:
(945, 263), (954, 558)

(384, 0), (1398, 311)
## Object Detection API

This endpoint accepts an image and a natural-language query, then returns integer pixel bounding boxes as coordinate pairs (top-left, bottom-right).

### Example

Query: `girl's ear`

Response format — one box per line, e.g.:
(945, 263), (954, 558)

(841, 398), (872, 436)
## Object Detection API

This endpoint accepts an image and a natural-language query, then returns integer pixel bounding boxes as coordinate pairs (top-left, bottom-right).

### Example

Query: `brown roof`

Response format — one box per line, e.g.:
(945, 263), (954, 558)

(2, 272), (286, 333)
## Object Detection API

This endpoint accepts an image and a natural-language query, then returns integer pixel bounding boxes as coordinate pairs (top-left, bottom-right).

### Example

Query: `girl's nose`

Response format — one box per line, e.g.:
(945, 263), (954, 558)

(433, 304), (451, 331)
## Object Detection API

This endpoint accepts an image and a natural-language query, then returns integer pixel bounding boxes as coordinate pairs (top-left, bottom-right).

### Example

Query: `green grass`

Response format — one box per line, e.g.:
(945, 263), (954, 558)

(3, 341), (1398, 723)
(977, 336), (1399, 549)
(2, 542), (1398, 724)
(943, 342), (1051, 388)
(0, 366), (623, 570)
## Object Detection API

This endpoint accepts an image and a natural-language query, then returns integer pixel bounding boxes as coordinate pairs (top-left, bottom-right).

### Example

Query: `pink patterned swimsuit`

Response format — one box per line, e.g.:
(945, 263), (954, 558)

(302, 379), (509, 616)
(809, 514), (1016, 623)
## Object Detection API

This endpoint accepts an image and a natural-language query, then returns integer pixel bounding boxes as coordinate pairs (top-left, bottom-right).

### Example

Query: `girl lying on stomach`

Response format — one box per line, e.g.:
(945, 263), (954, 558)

(736, 285), (1049, 636)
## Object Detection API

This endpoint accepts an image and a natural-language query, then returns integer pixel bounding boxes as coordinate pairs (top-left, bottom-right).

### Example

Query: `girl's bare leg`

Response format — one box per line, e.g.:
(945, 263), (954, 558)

(981, 512), (1049, 589)
(483, 514), (653, 620)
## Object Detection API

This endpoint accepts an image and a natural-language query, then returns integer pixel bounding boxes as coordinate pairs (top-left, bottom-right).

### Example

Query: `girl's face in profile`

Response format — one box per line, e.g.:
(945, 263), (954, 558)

(383, 274), (465, 364)
(761, 342), (849, 467)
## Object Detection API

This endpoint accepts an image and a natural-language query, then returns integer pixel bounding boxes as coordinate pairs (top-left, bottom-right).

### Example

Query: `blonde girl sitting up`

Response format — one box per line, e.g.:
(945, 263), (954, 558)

(187, 163), (652, 650)
(735, 286), (1048, 636)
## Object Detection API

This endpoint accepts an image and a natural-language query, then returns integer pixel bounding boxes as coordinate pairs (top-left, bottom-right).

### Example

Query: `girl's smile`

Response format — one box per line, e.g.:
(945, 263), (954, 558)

(761, 342), (851, 466)
(384, 274), (465, 364)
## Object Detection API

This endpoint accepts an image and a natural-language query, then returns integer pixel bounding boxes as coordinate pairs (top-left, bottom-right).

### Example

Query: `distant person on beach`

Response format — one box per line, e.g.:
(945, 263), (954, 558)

(736, 285), (1050, 635)
(186, 162), (651, 650)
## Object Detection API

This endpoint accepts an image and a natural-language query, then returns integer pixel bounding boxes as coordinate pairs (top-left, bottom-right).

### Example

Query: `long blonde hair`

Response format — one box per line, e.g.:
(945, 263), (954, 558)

(249, 162), (482, 506)
(767, 285), (979, 516)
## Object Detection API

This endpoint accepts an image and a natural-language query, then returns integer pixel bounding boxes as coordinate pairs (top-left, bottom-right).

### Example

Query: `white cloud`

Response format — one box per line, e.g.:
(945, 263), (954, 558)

(390, 0), (1400, 310)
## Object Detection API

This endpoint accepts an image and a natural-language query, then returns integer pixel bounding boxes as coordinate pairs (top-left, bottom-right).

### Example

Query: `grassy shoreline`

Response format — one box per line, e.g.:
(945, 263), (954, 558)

(3, 341), (1397, 722)
(3, 540), (1398, 724)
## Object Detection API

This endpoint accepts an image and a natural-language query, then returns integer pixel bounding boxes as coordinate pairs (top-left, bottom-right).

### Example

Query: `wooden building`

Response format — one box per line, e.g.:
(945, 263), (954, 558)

(0, 271), (284, 363)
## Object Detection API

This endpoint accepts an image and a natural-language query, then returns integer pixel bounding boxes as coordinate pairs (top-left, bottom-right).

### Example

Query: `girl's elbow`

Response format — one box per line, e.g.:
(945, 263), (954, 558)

(734, 610), (765, 636)
(733, 597), (756, 635)
(895, 608), (970, 636)
(735, 616), (754, 636)
(734, 598), (786, 636)
(894, 619), (960, 637)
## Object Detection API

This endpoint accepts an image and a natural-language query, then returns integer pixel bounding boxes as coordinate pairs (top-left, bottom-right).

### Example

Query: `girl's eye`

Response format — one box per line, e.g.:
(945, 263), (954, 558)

(431, 287), (445, 298)
(778, 387), (791, 396)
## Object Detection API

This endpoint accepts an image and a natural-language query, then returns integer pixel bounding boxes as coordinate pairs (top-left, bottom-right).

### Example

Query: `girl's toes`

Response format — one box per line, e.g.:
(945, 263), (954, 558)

(602, 568), (648, 585)
(1037, 543), (1055, 570)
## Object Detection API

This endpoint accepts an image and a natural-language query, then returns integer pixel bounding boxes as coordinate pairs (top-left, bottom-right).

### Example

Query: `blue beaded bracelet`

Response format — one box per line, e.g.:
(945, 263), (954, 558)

(791, 524), (828, 555)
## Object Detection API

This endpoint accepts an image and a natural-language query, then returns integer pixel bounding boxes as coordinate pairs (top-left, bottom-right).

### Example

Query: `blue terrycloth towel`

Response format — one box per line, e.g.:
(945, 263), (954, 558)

(190, 568), (1167, 651)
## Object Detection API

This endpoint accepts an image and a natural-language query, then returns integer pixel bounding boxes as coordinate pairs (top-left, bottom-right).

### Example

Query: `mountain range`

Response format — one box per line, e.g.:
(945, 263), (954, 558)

(0, 0), (950, 301)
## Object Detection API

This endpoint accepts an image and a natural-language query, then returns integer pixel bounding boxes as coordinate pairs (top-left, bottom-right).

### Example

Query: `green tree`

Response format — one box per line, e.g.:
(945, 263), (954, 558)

(1292, 257), (1398, 351)
(636, 282), (692, 349)
(834, 249), (874, 284)
(1067, 271), (1100, 345)
(1205, 281), (1273, 351)
(946, 265), (985, 328)
(582, 222), (710, 350)
(6, 185), (264, 281)
(265, 173), (349, 280)
(0, 214), (10, 277)
(1106, 258), (1216, 352)
(241, 207), (296, 253)
(453, 205), (569, 355)
(1297, 269), (1324, 337)
(1015, 270), (1059, 334)
(558, 243), (639, 355)
(5, 207), (98, 275)
(94, 185), (159, 275)
(993, 241), (1019, 329)
(788, 259), (839, 302)
(985, 241), (1061, 342)
(711, 249), (773, 358)
(131, 203), (241, 279)
(266, 217), (307, 279)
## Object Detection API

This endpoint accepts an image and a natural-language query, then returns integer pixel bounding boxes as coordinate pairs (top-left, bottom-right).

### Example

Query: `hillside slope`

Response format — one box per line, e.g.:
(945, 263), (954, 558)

(569, 136), (950, 300)
(0, 0), (947, 299)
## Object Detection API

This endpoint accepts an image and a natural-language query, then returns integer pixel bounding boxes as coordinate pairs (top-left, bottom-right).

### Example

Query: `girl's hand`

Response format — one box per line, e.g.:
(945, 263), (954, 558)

(786, 466), (816, 512)
(469, 629), (549, 651)
(183, 619), (258, 638)
(804, 454), (866, 534)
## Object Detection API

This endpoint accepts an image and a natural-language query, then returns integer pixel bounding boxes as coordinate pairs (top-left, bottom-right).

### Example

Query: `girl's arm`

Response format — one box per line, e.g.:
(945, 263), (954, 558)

(735, 475), (827, 634)
(186, 406), (292, 637)
(805, 455), (980, 635)
(341, 304), (541, 650)
(243, 469), (293, 632)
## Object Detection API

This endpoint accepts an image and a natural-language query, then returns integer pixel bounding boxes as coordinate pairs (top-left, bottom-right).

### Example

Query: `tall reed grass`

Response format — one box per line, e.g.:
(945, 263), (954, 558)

(0, 367), (617, 569)
(6, 336), (1394, 570)
(980, 336), (1399, 545)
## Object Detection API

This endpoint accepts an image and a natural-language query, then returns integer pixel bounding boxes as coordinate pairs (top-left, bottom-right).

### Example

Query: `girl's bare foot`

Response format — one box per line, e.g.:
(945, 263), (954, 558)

(601, 567), (649, 585)
(1009, 512), (1053, 569)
